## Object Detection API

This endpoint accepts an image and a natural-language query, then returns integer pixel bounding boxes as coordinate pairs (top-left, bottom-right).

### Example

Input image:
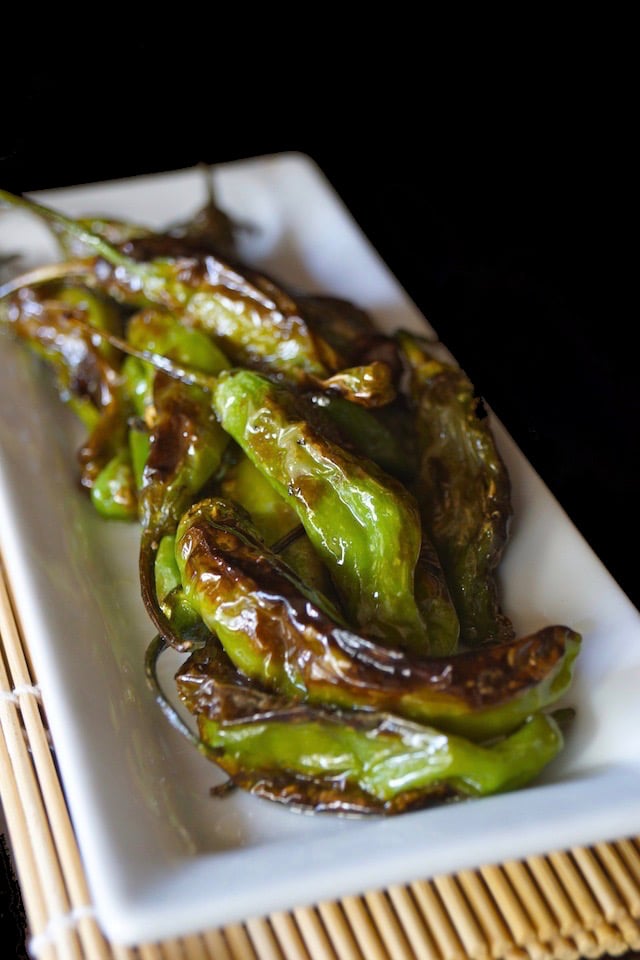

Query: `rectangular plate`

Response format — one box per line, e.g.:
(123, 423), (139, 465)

(1, 153), (640, 946)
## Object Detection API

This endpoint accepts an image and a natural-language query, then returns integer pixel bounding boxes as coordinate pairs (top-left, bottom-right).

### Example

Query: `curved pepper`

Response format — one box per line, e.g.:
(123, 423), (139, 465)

(175, 497), (580, 740)
(0, 190), (399, 406)
(2, 284), (122, 426)
(168, 637), (565, 814)
(118, 309), (232, 649)
(308, 393), (416, 481)
(210, 368), (444, 652)
(0, 282), (137, 494)
(90, 449), (138, 521)
(398, 331), (515, 646)
(220, 452), (334, 599)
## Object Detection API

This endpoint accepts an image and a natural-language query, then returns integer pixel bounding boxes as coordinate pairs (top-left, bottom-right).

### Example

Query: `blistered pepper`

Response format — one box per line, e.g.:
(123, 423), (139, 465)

(90, 448), (138, 521)
(210, 369), (451, 652)
(1, 283), (122, 430)
(0, 191), (394, 397)
(117, 309), (232, 647)
(220, 452), (334, 598)
(174, 497), (580, 740)
(159, 635), (566, 815)
(0, 281), (138, 514)
(398, 331), (515, 646)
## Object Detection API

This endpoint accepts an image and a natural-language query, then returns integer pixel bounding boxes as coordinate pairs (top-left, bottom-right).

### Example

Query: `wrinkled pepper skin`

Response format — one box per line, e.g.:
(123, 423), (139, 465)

(119, 308), (232, 649)
(220, 453), (334, 598)
(0, 186), (584, 818)
(175, 498), (581, 740)
(135, 372), (229, 649)
(310, 393), (416, 481)
(173, 638), (565, 814)
(123, 308), (232, 534)
(2, 284), (122, 426)
(398, 331), (515, 646)
(90, 449), (138, 520)
(210, 368), (442, 653)
(0, 190), (399, 406)
(0, 189), (341, 378)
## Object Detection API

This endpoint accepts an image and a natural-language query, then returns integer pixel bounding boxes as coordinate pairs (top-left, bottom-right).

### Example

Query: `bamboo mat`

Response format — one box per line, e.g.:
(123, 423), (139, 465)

(2, 559), (640, 960)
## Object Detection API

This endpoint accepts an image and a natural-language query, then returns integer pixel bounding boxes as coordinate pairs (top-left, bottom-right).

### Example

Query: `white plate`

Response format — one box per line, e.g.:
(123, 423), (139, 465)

(1, 153), (639, 946)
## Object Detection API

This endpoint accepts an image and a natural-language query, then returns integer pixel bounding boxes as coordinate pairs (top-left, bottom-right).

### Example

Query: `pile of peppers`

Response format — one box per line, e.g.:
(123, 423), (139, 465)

(0, 179), (581, 816)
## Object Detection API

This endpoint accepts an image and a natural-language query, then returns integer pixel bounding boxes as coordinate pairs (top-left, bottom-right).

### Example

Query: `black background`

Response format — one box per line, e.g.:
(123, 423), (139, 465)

(0, 32), (635, 956)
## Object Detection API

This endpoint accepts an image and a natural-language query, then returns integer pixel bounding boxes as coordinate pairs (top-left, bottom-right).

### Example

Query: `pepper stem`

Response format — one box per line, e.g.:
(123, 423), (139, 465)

(0, 189), (136, 270)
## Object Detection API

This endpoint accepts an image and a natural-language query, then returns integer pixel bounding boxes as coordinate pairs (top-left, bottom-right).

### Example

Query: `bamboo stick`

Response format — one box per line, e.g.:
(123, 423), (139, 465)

(0, 721), (54, 960)
(341, 895), (390, 960)
(245, 918), (284, 960)
(201, 929), (233, 960)
(363, 891), (413, 960)
(455, 870), (523, 960)
(269, 912), (312, 960)
(386, 885), (440, 960)
(614, 839), (640, 894)
(547, 852), (626, 955)
(293, 908), (337, 960)
(0, 567), (110, 960)
(223, 924), (257, 960)
(0, 657), (81, 959)
(479, 866), (550, 960)
(317, 901), (363, 960)
(432, 874), (491, 960)
(408, 879), (467, 960)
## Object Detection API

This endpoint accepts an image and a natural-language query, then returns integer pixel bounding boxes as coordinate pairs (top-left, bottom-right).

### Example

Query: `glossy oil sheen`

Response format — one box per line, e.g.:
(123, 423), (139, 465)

(1, 154), (640, 945)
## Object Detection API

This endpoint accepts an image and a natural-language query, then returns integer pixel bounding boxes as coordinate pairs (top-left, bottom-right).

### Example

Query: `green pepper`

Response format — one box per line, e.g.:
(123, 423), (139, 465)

(398, 331), (515, 646)
(0, 191), (400, 406)
(0, 281), (136, 493)
(0, 189), (340, 377)
(309, 393), (416, 480)
(119, 311), (232, 650)
(1, 284), (122, 425)
(220, 452), (334, 598)
(153, 534), (207, 644)
(211, 368), (437, 652)
(297, 294), (377, 362)
(175, 497), (580, 740)
(90, 449), (138, 520)
(164, 165), (239, 261)
(168, 637), (565, 815)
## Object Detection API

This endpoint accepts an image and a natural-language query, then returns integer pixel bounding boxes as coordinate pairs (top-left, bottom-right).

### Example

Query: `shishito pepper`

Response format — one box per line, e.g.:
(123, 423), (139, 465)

(0, 185), (583, 819)
(1, 283), (122, 432)
(1, 282), (139, 516)
(121, 309), (232, 648)
(174, 497), (580, 740)
(398, 330), (515, 646)
(157, 635), (566, 815)
(220, 452), (335, 598)
(210, 368), (457, 654)
(0, 190), (396, 405)
(51, 168), (239, 262)
(90, 448), (138, 520)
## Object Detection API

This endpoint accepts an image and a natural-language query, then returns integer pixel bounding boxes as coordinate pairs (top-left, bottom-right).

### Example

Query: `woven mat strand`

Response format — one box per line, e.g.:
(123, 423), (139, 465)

(1, 560), (640, 960)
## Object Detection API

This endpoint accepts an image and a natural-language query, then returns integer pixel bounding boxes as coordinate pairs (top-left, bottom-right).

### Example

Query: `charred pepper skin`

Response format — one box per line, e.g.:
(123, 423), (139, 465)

(175, 498), (581, 740)
(0, 190), (397, 406)
(172, 637), (566, 814)
(210, 368), (448, 653)
(125, 316), (231, 651)
(220, 453), (335, 598)
(0, 186), (584, 816)
(398, 331), (515, 646)
(1, 282), (138, 513)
